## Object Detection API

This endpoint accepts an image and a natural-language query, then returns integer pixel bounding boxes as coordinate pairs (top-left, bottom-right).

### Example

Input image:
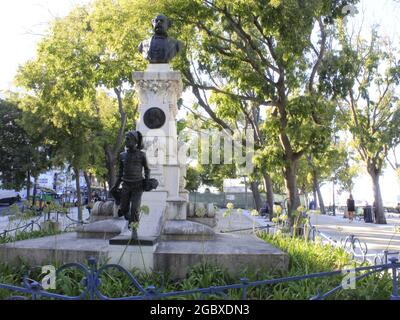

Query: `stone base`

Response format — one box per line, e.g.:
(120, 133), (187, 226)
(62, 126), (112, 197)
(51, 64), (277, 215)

(137, 191), (167, 238)
(76, 219), (127, 239)
(187, 217), (217, 228)
(0, 232), (155, 271)
(0, 232), (288, 279)
(109, 234), (158, 246)
(161, 220), (215, 241)
(154, 233), (289, 279)
(40, 221), (61, 233)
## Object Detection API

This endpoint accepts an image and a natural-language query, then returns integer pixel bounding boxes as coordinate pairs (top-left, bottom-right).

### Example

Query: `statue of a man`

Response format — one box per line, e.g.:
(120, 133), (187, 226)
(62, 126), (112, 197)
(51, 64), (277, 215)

(138, 14), (183, 63)
(111, 131), (153, 231)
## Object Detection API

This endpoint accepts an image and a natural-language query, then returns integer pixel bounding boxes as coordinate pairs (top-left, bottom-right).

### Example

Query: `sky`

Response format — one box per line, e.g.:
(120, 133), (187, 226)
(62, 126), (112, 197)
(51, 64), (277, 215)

(0, 0), (400, 205)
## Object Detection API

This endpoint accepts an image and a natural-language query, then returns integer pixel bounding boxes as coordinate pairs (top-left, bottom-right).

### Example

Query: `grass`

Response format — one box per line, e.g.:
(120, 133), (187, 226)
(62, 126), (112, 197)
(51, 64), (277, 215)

(0, 229), (62, 245)
(0, 230), (395, 300)
(255, 232), (393, 300)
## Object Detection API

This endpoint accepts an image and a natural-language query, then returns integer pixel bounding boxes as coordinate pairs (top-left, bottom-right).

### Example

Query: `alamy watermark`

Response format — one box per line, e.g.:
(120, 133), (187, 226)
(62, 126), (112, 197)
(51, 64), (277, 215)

(41, 265), (56, 290)
(142, 123), (255, 175)
(341, 265), (356, 290)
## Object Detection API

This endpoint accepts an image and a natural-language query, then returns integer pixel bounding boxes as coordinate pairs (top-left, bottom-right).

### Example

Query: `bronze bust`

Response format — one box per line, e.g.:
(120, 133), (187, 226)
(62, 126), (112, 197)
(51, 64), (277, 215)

(138, 14), (183, 63)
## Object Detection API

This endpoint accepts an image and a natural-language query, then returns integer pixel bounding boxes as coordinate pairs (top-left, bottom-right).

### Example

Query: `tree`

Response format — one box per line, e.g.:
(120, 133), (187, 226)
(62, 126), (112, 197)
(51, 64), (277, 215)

(184, 166), (201, 192)
(15, 1), (160, 218)
(162, 0), (359, 222)
(0, 98), (30, 189)
(16, 0), (157, 189)
(336, 153), (360, 194)
(321, 28), (400, 224)
(0, 98), (50, 197)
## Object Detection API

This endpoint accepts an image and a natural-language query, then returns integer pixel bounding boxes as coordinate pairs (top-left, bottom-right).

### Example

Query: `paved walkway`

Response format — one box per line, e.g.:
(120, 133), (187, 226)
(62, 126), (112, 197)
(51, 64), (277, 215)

(246, 209), (400, 261)
(309, 212), (400, 253)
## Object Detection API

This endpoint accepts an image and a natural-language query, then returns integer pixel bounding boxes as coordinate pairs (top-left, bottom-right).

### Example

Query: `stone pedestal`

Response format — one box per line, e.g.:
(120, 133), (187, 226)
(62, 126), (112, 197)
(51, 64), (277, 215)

(133, 64), (215, 240)
(76, 218), (127, 239)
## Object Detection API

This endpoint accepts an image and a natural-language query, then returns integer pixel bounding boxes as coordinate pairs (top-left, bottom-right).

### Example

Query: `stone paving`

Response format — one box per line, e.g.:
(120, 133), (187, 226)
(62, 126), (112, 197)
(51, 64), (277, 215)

(309, 211), (400, 253)
(246, 209), (400, 261)
(2, 204), (400, 262)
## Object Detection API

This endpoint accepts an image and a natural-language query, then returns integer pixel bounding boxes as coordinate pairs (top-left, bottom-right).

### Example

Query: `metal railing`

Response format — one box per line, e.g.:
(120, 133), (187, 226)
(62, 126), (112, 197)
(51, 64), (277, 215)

(0, 207), (90, 239)
(222, 216), (399, 268)
(0, 216), (42, 240)
(0, 257), (398, 300)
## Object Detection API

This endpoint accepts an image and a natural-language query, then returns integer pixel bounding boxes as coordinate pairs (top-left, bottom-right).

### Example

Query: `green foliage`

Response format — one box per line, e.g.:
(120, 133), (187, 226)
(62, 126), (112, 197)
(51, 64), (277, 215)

(14, 0), (161, 189)
(0, 230), (393, 300)
(0, 98), (50, 190)
(160, 0), (359, 218)
(320, 27), (400, 222)
(184, 166), (201, 192)
(0, 229), (63, 245)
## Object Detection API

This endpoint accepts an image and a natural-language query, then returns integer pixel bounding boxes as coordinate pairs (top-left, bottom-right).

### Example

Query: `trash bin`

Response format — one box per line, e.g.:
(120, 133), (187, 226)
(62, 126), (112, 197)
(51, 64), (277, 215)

(363, 205), (373, 223)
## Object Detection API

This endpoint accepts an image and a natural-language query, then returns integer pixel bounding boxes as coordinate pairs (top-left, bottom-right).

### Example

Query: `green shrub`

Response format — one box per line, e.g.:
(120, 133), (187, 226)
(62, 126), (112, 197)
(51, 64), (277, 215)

(0, 229), (62, 245)
(0, 231), (394, 300)
(257, 232), (393, 299)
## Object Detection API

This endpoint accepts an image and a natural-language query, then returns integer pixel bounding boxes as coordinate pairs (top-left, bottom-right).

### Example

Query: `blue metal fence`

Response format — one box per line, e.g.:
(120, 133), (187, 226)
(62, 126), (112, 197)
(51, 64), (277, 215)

(0, 257), (399, 300)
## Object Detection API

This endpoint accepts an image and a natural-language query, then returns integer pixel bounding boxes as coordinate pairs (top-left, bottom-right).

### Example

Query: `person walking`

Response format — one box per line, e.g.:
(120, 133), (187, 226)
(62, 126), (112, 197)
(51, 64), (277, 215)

(347, 194), (355, 222)
(260, 201), (270, 219)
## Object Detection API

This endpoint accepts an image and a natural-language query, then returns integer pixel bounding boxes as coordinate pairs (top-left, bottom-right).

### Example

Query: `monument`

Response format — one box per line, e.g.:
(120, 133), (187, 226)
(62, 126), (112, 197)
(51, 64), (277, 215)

(0, 14), (288, 279)
(126, 13), (215, 242)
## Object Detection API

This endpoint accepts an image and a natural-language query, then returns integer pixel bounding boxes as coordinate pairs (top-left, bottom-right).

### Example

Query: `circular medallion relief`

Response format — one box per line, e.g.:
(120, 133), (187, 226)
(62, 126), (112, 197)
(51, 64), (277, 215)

(143, 107), (166, 129)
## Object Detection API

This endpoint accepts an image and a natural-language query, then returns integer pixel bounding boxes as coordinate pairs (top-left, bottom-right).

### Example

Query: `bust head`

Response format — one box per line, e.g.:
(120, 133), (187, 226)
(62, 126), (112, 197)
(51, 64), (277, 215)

(152, 14), (171, 36)
(138, 14), (182, 63)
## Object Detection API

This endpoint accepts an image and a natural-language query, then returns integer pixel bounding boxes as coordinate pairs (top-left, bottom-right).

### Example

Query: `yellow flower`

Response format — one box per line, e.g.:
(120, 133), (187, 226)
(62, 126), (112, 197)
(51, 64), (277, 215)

(274, 206), (283, 214)
(279, 214), (288, 221)
(297, 206), (305, 213)
(251, 209), (259, 216)
(226, 202), (234, 210)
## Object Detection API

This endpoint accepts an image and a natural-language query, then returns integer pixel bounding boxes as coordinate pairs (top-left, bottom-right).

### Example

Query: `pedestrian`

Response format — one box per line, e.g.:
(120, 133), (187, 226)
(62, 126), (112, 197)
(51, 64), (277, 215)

(347, 194), (355, 222)
(260, 201), (270, 218)
(309, 199), (316, 210)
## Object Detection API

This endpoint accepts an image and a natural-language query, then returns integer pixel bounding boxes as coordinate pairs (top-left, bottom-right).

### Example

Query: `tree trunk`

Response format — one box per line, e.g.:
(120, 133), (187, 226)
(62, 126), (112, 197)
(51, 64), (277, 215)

(316, 183), (325, 215)
(74, 167), (83, 221)
(102, 88), (127, 192)
(250, 180), (262, 211)
(26, 169), (31, 200)
(83, 171), (92, 204)
(312, 171), (326, 215)
(32, 176), (38, 208)
(369, 169), (387, 224)
(284, 162), (300, 222)
(312, 185), (317, 208)
(262, 172), (274, 220)
(105, 146), (117, 189)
